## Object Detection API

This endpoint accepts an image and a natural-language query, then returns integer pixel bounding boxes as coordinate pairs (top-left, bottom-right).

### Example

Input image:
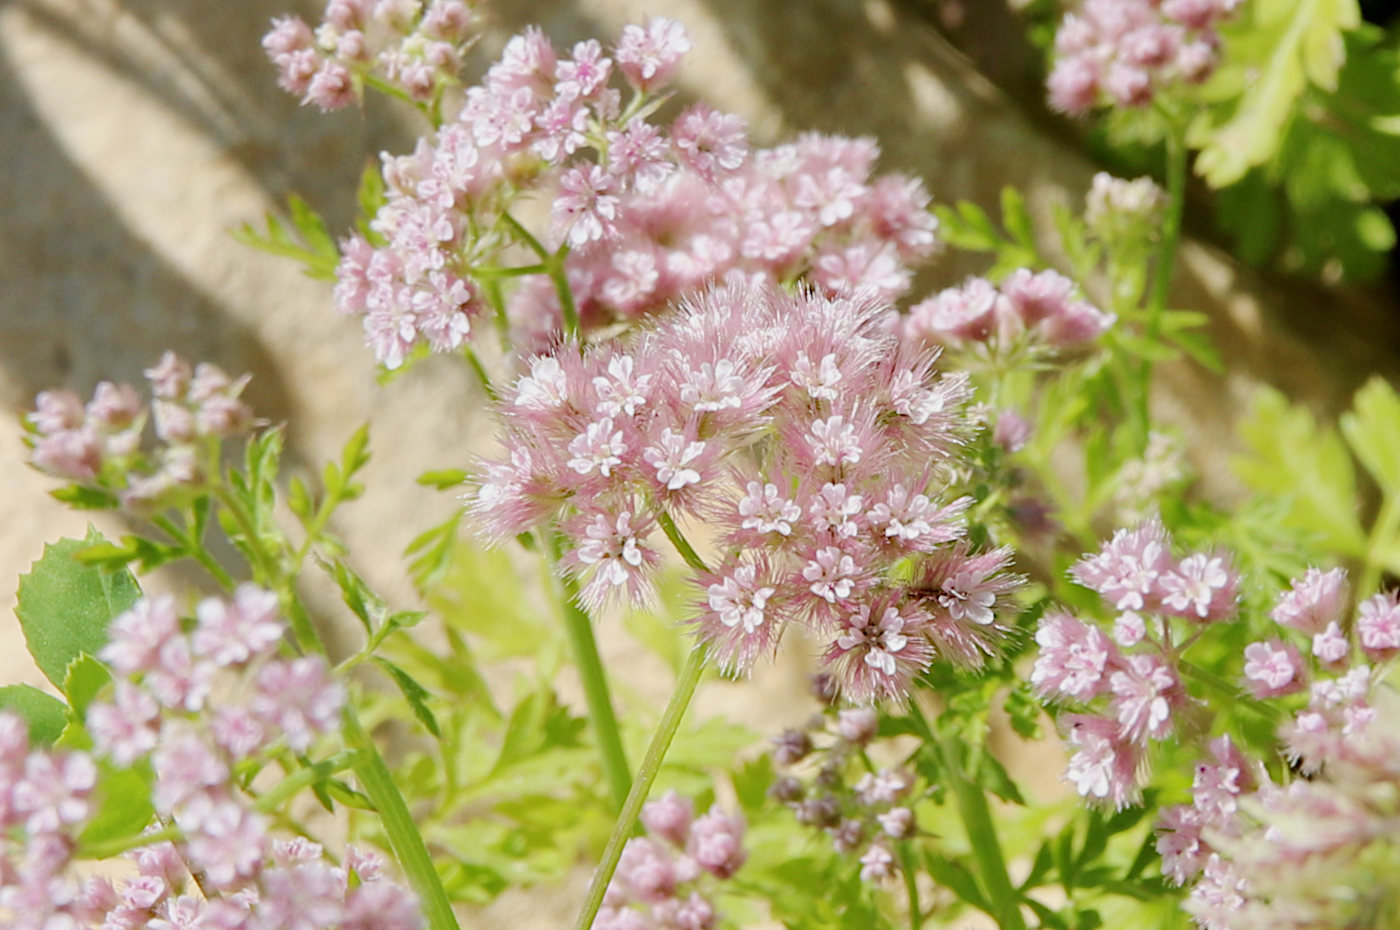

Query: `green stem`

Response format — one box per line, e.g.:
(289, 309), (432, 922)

(152, 512), (235, 590)
(573, 647), (707, 930)
(1134, 123), (1188, 449)
(546, 532), (632, 812)
(656, 510), (709, 573)
(252, 749), (364, 814)
(911, 704), (1025, 930)
(343, 709), (462, 930)
(898, 841), (922, 930)
(1178, 660), (1279, 723)
(80, 824), (181, 860)
(463, 346), (498, 403)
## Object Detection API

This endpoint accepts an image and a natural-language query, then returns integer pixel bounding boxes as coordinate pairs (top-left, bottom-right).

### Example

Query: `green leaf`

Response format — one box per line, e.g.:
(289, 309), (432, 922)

(356, 160), (389, 245)
(15, 528), (141, 689)
(231, 195), (340, 280)
(1001, 186), (1036, 250)
(1340, 376), (1400, 498)
(1231, 386), (1366, 557)
(373, 657), (443, 738)
(78, 764), (155, 849)
(0, 685), (68, 744)
(62, 653), (112, 718)
(405, 511), (462, 594)
(417, 468), (470, 490)
(48, 485), (119, 510)
(327, 558), (385, 634)
(1193, 0), (1362, 187)
(923, 851), (989, 911)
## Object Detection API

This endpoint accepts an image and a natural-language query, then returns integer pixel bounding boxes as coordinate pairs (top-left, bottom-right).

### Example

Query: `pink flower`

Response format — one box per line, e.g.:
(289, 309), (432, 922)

(1356, 591), (1400, 661)
(687, 807), (746, 879)
(614, 17), (691, 92)
(251, 657), (345, 753)
(1108, 652), (1182, 743)
(1062, 714), (1141, 808)
(554, 164), (620, 247)
(825, 599), (934, 701)
(1032, 612), (1118, 702)
(193, 584), (284, 667)
(1159, 551), (1238, 622)
(1242, 639), (1305, 699)
(1071, 518), (1174, 613)
(640, 791), (694, 846)
(102, 595), (183, 677)
(671, 105), (748, 180)
(569, 509), (660, 610)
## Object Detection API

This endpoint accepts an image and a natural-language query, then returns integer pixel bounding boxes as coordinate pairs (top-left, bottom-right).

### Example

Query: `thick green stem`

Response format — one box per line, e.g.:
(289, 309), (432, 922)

(573, 647), (707, 930)
(343, 709), (462, 930)
(938, 738), (1026, 930)
(909, 704), (1025, 930)
(547, 533), (632, 811)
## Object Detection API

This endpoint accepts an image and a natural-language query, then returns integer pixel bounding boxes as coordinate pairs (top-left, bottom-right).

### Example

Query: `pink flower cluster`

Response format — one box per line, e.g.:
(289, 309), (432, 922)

(1032, 518), (1240, 807)
(594, 791), (745, 930)
(469, 283), (1021, 700)
(1048, 0), (1241, 115)
(903, 269), (1114, 358)
(768, 705), (918, 884)
(26, 352), (254, 510)
(329, 16), (940, 368)
(0, 588), (419, 930)
(264, 1), (479, 111)
(1155, 568), (1400, 929)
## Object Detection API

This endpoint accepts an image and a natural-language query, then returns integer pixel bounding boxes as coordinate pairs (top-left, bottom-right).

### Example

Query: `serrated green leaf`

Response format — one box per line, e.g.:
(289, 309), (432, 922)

(373, 656), (442, 738)
(16, 528), (141, 689)
(0, 685), (68, 744)
(288, 475), (313, 522)
(327, 559), (385, 633)
(62, 653), (112, 717)
(406, 510), (462, 594)
(232, 196), (340, 280)
(1340, 376), (1400, 498)
(1231, 387), (1366, 556)
(1001, 186), (1035, 249)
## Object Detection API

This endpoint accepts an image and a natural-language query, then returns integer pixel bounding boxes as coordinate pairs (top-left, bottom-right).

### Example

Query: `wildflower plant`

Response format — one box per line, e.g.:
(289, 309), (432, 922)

(11, 2), (1400, 930)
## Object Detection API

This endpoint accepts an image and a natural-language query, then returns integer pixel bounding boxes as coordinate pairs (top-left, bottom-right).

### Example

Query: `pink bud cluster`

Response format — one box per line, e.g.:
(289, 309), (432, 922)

(768, 704), (918, 884)
(594, 791), (745, 930)
(1048, 0), (1240, 115)
(264, 1), (479, 111)
(903, 268), (1114, 358)
(1155, 568), (1400, 929)
(1032, 518), (1240, 807)
(26, 352), (254, 510)
(329, 16), (940, 368)
(0, 592), (419, 929)
(469, 283), (1022, 700)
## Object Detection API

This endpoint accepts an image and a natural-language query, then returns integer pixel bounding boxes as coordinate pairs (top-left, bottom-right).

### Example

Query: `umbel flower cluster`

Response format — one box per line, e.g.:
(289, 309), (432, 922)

(0, 587), (421, 930)
(469, 283), (1021, 700)
(25, 352), (254, 511)
(265, 0), (481, 111)
(902, 267), (1115, 359)
(596, 791), (746, 930)
(768, 701), (918, 885)
(1048, 0), (1241, 115)
(323, 15), (940, 367)
(1032, 518), (1240, 807)
(1156, 569), (1400, 930)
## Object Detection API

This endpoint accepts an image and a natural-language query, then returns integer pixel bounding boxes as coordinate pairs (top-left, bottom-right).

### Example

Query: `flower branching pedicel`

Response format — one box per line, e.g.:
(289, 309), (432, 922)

(1031, 518), (1240, 808)
(323, 15), (939, 367)
(25, 352), (253, 510)
(1153, 569), (1400, 930)
(0, 588), (422, 930)
(593, 791), (746, 930)
(469, 283), (1022, 700)
(1048, 0), (1241, 115)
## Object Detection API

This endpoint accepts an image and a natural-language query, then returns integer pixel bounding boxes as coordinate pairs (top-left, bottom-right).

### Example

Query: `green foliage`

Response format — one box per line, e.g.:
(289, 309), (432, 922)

(0, 684), (67, 744)
(15, 527), (140, 689)
(232, 193), (340, 280)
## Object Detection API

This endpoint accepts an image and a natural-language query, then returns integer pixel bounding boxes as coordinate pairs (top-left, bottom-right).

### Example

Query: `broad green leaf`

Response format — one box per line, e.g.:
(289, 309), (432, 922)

(373, 657), (442, 738)
(78, 764), (155, 850)
(0, 684), (67, 744)
(15, 528), (140, 688)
